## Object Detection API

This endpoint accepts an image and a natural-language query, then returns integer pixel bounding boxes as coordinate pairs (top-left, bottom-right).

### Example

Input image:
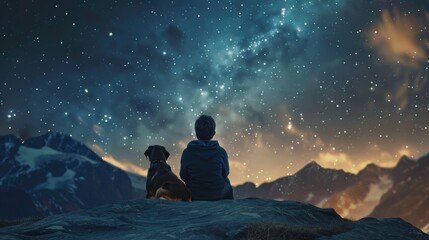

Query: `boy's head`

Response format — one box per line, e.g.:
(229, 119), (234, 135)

(195, 115), (216, 140)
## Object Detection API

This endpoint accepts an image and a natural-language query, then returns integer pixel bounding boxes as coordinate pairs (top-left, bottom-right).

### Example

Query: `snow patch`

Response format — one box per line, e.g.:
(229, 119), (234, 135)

(316, 197), (328, 207)
(15, 146), (97, 173)
(16, 146), (62, 171)
(346, 175), (393, 219)
(422, 223), (429, 234)
(32, 169), (77, 192)
(4, 140), (16, 153)
(306, 192), (314, 202)
(363, 175), (392, 203)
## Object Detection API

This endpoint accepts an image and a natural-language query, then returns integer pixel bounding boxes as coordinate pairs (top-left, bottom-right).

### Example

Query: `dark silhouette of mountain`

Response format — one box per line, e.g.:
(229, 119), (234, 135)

(234, 161), (357, 206)
(234, 154), (429, 233)
(369, 155), (429, 230)
(323, 163), (392, 219)
(323, 155), (429, 230)
(233, 181), (257, 199)
(0, 187), (40, 219)
(0, 198), (427, 239)
(0, 132), (147, 220)
(392, 155), (418, 177)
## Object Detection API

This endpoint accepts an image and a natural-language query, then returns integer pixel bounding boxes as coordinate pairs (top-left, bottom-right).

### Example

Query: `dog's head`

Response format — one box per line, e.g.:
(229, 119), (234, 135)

(144, 145), (170, 162)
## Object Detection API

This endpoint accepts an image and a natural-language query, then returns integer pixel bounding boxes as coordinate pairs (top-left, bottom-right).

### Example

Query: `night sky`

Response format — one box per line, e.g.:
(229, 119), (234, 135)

(1, 0), (429, 185)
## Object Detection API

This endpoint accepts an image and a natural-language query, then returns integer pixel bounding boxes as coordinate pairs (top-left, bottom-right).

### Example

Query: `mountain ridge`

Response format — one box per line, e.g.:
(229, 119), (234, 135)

(234, 154), (428, 232)
(0, 132), (147, 220)
(234, 160), (358, 206)
(2, 132), (427, 234)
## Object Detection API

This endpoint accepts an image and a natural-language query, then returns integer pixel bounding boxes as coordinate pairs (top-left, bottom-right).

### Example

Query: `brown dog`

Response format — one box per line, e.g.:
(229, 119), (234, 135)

(144, 145), (191, 201)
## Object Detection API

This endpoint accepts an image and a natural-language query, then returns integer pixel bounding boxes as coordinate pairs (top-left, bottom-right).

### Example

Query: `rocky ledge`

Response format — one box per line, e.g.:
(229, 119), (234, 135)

(0, 198), (427, 240)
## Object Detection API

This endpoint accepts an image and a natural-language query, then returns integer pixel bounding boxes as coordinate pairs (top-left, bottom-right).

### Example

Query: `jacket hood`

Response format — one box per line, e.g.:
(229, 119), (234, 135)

(187, 140), (219, 149)
(187, 140), (221, 159)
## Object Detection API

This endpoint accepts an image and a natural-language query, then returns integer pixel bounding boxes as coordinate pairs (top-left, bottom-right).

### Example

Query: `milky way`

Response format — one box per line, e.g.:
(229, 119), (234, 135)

(1, 0), (429, 185)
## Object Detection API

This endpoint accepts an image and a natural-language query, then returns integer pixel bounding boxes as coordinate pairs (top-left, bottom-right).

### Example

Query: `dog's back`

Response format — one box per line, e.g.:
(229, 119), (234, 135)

(145, 145), (191, 201)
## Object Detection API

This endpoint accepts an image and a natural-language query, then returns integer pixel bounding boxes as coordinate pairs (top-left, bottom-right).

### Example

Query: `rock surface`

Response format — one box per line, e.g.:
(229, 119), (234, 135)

(0, 199), (427, 240)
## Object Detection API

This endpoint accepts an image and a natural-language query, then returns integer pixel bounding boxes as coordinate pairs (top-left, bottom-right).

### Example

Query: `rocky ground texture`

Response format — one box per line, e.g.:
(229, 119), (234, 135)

(0, 198), (428, 240)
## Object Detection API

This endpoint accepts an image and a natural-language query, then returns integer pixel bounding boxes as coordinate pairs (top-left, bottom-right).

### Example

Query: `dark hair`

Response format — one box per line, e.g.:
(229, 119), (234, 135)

(195, 115), (216, 140)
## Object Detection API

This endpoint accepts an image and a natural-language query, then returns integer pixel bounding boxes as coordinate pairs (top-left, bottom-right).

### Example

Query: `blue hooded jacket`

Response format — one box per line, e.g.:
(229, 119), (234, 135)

(180, 140), (232, 201)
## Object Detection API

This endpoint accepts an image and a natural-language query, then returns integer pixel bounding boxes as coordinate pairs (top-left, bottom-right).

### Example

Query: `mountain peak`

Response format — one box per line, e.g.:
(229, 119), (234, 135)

(0, 134), (23, 145)
(417, 153), (429, 165)
(399, 155), (412, 162)
(0, 134), (23, 156)
(0, 132), (144, 219)
(293, 161), (337, 178)
(358, 162), (385, 177)
(0, 133), (22, 141)
(362, 162), (381, 171)
(23, 131), (69, 148)
(22, 132), (103, 163)
(395, 155), (415, 170)
(303, 161), (322, 170)
(293, 161), (325, 177)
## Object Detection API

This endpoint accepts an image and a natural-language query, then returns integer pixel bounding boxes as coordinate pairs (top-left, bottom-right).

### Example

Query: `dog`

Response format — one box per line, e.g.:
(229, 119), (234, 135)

(144, 145), (191, 201)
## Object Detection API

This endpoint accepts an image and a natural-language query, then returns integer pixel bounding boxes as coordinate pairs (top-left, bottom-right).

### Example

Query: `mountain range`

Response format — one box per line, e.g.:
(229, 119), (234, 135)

(233, 154), (429, 233)
(0, 132), (147, 220)
(1, 132), (428, 234)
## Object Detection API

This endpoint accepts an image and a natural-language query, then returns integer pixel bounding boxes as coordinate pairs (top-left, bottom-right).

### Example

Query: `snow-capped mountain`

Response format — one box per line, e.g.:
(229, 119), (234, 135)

(0, 132), (146, 219)
(322, 163), (393, 220)
(369, 155), (429, 231)
(323, 155), (429, 230)
(234, 155), (429, 233)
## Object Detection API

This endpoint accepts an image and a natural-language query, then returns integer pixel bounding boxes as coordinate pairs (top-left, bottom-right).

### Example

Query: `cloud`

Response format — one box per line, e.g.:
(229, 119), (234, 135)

(228, 159), (248, 186)
(367, 8), (429, 111)
(316, 152), (369, 174)
(90, 144), (148, 176)
(384, 79), (410, 111)
(367, 9), (429, 68)
(102, 154), (148, 176)
(316, 145), (412, 174)
(163, 24), (185, 51)
(92, 124), (105, 137)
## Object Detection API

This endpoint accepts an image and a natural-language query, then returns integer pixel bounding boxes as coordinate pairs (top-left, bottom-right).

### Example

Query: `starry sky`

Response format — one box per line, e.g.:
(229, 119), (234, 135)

(1, 0), (429, 185)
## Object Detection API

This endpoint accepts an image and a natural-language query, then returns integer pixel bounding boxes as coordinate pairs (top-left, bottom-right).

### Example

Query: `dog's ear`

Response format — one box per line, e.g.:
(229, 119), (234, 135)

(162, 146), (170, 159)
(144, 146), (153, 160)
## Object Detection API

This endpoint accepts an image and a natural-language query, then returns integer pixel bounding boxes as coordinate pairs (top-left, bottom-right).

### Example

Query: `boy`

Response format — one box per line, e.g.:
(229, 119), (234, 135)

(180, 115), (233, 201)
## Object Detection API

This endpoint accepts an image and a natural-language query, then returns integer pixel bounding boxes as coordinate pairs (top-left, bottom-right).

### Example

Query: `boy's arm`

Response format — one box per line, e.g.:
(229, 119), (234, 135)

(221, 148), (229, 178)
(180, 149), (190, 182)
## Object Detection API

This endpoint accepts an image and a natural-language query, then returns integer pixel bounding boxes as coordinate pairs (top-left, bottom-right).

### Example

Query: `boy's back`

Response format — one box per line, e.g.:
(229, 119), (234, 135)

(180, 115), (233, 201)
(180, 139), (232, 201)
